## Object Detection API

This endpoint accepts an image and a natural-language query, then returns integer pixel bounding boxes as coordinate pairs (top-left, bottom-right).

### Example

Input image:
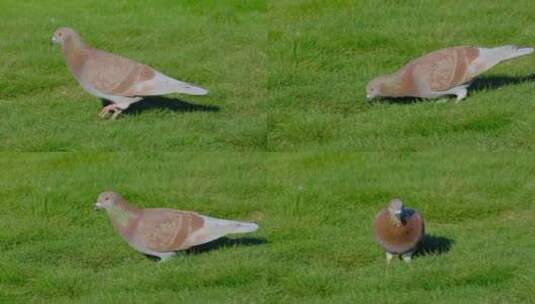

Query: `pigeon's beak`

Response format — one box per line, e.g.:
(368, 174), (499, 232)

(50, 36), (57, 45)
(366, 94), (377, 100)
(94, 202), (102, 210)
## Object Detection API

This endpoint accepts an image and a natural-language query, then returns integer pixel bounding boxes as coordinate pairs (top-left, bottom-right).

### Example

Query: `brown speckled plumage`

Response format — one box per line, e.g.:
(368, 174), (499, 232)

(404, 46), (479, 91)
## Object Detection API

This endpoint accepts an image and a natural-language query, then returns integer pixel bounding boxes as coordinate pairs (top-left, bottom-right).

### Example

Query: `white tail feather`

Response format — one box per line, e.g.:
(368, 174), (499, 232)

(469, 45), (533, 76)
(507, 47), (534, 60)
(202, 216), (258, 234)
(490, 45), (534, 61)
(169, 78), (208, 95)
(229, 222), (259, 234)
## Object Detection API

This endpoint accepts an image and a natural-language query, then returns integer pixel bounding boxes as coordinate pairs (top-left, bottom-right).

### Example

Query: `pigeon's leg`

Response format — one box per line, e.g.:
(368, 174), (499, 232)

(98, 104), (113, 117)
(99, 103), (123, 119)
(432, 85), (469, 103)
(445, 84), (469, 103)
(386, 252), (395, 264)
(157, 252), (177, 263)
(401, 251), (413, 263)
(454, 87), (468, 103)
(99, 104), (122, 119)
(110, 109), (123, 120)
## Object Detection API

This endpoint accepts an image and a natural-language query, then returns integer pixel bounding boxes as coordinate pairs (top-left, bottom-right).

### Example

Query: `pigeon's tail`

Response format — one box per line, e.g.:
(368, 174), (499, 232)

(169, 78), (208, 96)
(227, 222), (259, 234)
(470, 45), (533, 77)
(491, 45), (534, 62)
(141, 71), (208, 96)
(202, 216), (259, 235)
(511, 47), (535, 58)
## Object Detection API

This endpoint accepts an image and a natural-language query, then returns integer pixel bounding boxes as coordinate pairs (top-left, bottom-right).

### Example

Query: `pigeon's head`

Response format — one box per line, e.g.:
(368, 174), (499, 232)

(387, 198), (407, 224)
(366, 76), (387, 100)
(95, 191), (122, 210)
(51, 27), (77, 45)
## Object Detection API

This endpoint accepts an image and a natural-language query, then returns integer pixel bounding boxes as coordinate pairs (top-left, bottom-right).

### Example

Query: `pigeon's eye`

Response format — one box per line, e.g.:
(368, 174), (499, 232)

(58, 33), (62, 37)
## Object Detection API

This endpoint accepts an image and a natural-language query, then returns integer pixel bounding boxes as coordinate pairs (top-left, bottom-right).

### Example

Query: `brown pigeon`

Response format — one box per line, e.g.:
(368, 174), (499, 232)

(373, 198), (424, 263)
(95, 191), (258, 261)
(51, 27), (208, 119)
(367, 45), (533, 102)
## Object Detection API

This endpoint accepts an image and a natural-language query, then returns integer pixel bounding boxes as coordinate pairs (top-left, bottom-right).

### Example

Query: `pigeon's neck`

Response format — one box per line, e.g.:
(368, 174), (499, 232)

(388, 211), (403, 226)
(62, 35), (85, 54)
(62, 37), (87, 78)
(380, 75), (405, 97)
(107, 200), (140, 237)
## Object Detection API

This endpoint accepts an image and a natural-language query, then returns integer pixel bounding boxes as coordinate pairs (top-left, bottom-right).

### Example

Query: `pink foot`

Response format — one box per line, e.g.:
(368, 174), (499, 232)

(99, 103), (123, 119)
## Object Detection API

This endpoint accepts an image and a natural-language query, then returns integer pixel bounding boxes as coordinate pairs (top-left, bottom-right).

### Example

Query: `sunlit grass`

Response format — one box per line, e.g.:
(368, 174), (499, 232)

(0, 0), (266, 151)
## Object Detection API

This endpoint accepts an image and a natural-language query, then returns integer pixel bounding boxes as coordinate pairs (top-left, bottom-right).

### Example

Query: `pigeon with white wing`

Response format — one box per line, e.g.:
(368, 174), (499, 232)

(95, 191), (258, 262)
(367, 45), (533, 102)
(51, 27), (208, 119)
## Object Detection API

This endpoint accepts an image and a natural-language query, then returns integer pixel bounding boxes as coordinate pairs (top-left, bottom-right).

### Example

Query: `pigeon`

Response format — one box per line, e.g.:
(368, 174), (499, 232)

(367, 45), (533, 102)
(95, 191), (258, 261)
(373, 198), (424, 263)
(51, 27), (208, 119)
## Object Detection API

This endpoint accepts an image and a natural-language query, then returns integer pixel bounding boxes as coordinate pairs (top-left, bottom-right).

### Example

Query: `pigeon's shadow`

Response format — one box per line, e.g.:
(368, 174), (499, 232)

(469, 73), (535, 92)
(143, 237), (267, 262)
(369, 73), (535, 105)
(186, 237), (267, 255)
(415, 234), (454, 257)
(101, 96), (220, 116)
(371, 96), (427, 105)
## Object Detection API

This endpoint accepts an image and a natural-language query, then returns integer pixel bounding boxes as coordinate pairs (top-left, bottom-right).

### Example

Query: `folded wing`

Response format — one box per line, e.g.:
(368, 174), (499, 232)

(81, 49), (208, 97)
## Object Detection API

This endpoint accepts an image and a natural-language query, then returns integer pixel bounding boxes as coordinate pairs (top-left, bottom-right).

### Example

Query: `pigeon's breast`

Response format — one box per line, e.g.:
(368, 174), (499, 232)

(374, 210), (424, 254)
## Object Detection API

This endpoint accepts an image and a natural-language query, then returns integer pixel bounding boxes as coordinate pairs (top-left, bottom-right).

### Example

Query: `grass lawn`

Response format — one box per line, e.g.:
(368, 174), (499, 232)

(1, 0), (535, 303)
(1, 152), (534, 303)
(0, 0), (266, 151)
(268, 0), (535, 151)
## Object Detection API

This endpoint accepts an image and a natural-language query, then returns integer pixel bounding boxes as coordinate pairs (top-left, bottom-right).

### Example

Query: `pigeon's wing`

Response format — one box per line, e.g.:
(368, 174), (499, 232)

(406, 211), (424, 246)
(184, 215), (258, 248)
(80, 48), (207, 97)
(124, 71), (208, 96)
(79, 48), (153, 96)
(133, 209), (205, 252)
(408, 46), (480, 91)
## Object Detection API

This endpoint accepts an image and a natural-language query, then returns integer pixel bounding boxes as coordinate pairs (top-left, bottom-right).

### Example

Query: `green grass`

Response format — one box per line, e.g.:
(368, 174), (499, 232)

(0, 0), (266, 151)
(1, 153), (535, 303)
(2, 0), (535, 303)
(268, 0), (535, 150)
